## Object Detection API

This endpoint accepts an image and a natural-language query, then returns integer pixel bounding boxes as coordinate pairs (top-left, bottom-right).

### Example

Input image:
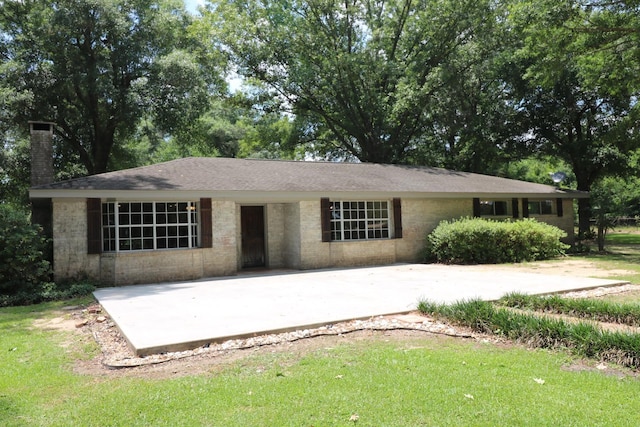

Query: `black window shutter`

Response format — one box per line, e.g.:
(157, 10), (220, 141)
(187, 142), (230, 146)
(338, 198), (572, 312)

(87, 198), (102, 254)
(321, 198), (331, 242)
(512, 198), (519, 219)
(472, 198), (481, 217)
(556, 198), (564, 217)
(393, 198), (403, 239)
(200, 198), (212, 248)
(522, 198), (529, 218)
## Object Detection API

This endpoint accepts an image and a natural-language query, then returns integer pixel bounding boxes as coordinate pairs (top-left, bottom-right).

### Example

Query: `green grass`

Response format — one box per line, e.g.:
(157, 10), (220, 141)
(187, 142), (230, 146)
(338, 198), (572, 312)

(3, 301), (640, 426)
(606, 226), (640, 245)
(570, 243), (640, 284)
(5, 234), (640, 426)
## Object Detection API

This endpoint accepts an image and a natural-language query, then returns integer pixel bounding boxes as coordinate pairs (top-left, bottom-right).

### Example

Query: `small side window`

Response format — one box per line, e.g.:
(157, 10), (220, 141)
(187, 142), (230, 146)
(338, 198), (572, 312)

(479, 200), (510, 216)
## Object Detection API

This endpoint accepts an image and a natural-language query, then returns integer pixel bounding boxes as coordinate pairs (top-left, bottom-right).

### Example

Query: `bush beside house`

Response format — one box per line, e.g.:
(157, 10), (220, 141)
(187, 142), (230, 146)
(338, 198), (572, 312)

(0, 204), (93, 307)
(425, 217), (569, 264)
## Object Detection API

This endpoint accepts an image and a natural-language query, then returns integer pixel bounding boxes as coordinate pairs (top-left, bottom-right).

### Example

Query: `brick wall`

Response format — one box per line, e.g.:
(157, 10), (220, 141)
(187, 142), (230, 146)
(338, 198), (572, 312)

(52, 196), (576, 285)
(52, 199), (100, 282)
(294, 198), (470, 269)
(283, 203), (302, 268)
(395, 198), (471, 261)
(266, 204), (286, 268)
(203, 200), (237, 277)
(52, 199), (238, 286)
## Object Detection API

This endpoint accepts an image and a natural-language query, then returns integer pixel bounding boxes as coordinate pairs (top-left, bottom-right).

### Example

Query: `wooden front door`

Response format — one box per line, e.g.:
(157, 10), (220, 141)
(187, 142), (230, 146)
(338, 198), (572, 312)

(241, 206), (266, 268)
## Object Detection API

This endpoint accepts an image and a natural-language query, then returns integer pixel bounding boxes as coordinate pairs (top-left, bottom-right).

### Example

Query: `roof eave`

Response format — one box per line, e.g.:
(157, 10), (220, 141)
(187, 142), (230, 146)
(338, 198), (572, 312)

(29, 188), (590, 201)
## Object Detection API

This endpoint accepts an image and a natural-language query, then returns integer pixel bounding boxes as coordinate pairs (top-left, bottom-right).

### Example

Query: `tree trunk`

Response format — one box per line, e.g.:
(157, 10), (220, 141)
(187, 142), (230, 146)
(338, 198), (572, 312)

(574, 172), (592, 236)
(597, 223), (605, 251)
(577, 198), (592, 236)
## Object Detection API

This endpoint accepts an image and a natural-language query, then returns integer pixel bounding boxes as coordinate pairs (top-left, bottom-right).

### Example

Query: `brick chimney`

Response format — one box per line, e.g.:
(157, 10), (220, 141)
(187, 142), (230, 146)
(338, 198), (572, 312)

(29, 121), (55, 187)
(29, 121), (55, 263)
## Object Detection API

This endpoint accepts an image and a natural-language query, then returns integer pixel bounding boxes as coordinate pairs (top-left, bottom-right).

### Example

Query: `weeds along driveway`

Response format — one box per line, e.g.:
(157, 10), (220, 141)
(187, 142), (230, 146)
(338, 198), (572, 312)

(93, 263), (628, 356)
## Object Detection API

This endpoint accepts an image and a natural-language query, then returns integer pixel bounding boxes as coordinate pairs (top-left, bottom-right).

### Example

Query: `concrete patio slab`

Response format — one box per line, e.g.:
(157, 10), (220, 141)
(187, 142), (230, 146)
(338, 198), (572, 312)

(93, 264), (629, 356)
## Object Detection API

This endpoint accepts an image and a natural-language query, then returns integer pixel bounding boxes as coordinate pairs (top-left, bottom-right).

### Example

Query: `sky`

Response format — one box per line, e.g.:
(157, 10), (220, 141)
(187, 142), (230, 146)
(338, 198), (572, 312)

(184, 0), (205, 15)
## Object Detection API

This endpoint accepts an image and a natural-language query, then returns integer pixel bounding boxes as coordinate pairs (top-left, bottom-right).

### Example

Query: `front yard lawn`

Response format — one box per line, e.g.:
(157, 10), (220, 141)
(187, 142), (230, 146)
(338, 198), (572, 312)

(2, 298), (640, 426)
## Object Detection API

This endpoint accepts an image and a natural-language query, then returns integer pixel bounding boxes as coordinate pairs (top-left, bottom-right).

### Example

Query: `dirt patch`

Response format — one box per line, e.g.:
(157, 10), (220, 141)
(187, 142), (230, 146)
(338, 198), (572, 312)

(71, 311), (479, 379)
(463, 258), (637, 278)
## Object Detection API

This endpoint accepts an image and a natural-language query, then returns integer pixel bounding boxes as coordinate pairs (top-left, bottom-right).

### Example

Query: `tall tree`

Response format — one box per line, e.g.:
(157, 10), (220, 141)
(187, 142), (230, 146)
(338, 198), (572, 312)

(0, 0), (224, 175)
(507, 0), (640, 234)
(416, 5), (528, 174)
(210, 0), (496, 164)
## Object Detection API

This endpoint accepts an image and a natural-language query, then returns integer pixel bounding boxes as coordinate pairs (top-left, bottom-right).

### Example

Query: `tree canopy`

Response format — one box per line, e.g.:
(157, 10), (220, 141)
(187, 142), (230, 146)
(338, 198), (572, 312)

(0, 0), (225, 175)
(210, 0), (503, 164)
(2, 0), (640, 238)
(506, 0), (640, 233)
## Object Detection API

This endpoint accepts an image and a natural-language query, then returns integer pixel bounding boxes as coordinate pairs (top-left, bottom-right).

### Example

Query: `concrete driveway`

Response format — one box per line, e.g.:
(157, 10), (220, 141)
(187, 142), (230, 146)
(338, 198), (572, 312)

(93, 264), (628, 356)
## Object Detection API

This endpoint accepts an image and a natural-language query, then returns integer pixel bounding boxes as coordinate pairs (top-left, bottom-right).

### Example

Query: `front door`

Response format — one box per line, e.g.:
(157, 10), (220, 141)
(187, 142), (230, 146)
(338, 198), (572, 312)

(241, 206), (266, 268)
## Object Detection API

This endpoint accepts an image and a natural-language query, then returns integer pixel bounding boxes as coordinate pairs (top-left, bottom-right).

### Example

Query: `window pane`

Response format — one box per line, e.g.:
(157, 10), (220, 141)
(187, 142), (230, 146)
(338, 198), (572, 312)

(528, 202), (541, 215)
(480, 201), (493, 216)
(495, 201), (507, 215)
(119, 213), (130, 225)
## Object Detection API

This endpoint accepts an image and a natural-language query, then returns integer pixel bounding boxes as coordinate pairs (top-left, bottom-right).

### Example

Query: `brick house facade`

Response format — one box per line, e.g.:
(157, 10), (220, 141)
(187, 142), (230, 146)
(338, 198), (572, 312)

(30, 157), (585, 286)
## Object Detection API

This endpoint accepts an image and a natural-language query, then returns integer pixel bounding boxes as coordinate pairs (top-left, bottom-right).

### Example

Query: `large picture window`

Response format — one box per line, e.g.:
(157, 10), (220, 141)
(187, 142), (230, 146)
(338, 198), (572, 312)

(330, 201), (390, 241)
(102, 202), (199, 252)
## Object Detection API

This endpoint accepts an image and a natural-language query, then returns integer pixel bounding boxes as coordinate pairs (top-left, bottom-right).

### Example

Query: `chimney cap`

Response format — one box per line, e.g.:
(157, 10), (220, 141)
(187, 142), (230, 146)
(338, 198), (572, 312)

(29, 121), (56, 132)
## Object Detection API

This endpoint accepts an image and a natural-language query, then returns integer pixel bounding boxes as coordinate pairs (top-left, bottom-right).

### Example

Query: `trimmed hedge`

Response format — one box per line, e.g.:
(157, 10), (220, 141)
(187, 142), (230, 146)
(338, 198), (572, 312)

(425, 217), (569, 264)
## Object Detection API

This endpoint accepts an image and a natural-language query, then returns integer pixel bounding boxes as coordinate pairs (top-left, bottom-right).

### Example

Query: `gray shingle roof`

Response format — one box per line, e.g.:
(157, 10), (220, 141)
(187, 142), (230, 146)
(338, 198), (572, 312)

(30, 157), (584, 197)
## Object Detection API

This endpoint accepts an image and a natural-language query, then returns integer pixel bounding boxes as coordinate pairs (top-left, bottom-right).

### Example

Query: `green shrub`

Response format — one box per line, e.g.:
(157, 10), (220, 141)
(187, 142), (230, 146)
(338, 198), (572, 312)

(0, 204), (52, 296)
(425, 217), (569, 264)
(0, 205), (96, 307)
